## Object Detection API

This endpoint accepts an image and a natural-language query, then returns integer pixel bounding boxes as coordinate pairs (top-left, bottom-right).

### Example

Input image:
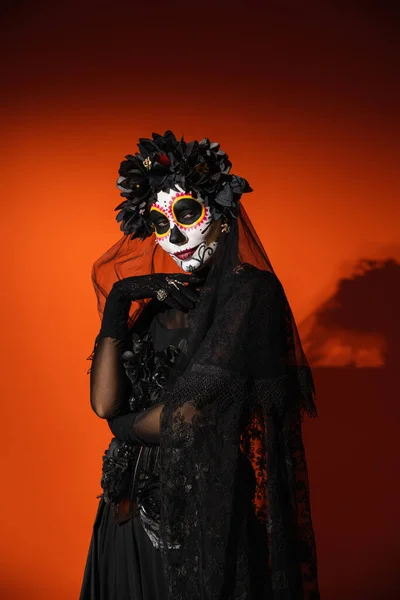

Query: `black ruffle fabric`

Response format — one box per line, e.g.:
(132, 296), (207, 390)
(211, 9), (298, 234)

(122, 330), (183, 412)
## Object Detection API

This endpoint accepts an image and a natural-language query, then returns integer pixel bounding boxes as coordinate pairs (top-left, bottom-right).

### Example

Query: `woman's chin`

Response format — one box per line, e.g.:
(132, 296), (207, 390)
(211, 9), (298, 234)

(172, 257), (199, 273)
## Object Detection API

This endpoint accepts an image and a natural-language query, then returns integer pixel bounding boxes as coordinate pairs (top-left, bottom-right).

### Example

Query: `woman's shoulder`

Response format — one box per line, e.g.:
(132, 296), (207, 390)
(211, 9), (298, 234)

(232, 263), (280, 285)
(230, 264), (284, 304)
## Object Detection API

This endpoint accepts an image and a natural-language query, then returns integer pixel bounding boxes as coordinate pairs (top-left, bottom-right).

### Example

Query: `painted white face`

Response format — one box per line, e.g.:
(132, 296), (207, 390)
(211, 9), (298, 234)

(149, 185), (218, 272)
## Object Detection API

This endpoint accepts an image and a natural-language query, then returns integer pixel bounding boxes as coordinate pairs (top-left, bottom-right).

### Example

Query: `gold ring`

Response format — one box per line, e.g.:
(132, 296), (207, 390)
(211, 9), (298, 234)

(156, 288), (168, 301)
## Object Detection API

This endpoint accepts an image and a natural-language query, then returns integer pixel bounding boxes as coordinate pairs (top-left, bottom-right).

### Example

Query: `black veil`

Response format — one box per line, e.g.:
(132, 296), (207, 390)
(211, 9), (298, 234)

(88, 202), (319, 599)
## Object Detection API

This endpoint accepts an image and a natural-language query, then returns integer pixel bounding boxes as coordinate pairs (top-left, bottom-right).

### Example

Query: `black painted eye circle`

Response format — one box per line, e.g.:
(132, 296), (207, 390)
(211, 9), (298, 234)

(149, 210), (170, 235)
(173, 197), (203, 226)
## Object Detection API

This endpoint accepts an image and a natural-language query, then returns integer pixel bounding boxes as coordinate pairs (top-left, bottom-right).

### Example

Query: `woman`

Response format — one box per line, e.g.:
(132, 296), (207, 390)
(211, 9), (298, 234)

(80, 130), (320, 600)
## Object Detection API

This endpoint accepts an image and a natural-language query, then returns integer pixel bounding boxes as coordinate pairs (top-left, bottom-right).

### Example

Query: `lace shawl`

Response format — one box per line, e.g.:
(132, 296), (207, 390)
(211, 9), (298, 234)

(157, 267), (320, 600)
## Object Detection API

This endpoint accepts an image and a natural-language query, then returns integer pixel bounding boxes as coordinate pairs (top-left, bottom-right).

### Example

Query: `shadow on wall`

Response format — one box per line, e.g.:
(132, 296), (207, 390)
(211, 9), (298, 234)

(303, 257), (400, 368)
(300, 257), (400, 600)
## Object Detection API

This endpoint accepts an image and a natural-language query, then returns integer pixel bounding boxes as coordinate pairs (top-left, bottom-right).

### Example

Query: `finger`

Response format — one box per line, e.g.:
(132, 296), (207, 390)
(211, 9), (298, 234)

(170, 273), (206, 284)
(176, 285), (200, 304)
(163, 296), (184, 310)
(186, 275), (207, 287)
(169, 289), (195, 309)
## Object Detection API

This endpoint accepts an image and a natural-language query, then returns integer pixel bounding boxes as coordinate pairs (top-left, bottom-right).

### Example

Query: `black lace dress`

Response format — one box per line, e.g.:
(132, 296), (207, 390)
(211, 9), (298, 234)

(79, 308), (190, 600)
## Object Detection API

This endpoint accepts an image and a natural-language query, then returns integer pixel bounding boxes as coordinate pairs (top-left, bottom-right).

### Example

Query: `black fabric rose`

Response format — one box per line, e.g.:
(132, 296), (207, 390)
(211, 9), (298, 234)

(121, 330), (182, 411)
(99, 437), (138, 507)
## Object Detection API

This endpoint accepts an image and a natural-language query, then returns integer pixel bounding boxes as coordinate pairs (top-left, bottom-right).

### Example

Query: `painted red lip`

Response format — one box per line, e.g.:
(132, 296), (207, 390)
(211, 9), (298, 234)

(173, 245), (199, 260)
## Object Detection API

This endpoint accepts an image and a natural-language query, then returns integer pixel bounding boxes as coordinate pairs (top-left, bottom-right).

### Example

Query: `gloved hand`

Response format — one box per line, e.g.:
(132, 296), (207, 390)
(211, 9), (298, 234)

(99, 272), (204, 341)
(113, 272), (203, 308)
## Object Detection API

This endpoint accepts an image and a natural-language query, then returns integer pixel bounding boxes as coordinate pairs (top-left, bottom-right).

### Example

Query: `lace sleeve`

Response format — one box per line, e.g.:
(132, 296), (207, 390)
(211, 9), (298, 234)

(89, 335), (132, 419)
(107, 401), (165, 445)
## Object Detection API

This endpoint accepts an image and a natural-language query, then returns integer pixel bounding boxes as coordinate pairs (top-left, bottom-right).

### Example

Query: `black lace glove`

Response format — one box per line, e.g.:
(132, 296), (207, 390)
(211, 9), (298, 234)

(99, 272), (203, 341)
(91, 273), (203, 419)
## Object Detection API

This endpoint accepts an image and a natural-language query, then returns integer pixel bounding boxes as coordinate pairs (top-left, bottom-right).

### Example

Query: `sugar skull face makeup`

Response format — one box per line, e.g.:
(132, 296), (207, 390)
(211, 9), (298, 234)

(149, 185), (219, 272)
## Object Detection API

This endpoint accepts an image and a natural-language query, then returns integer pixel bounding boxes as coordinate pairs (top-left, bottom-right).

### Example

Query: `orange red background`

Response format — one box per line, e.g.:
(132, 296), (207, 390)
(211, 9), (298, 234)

(2, 2), (399, 598)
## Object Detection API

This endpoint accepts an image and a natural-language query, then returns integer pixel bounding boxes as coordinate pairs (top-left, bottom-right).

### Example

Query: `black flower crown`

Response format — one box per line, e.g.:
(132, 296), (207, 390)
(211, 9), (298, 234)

(114, 130), (253, 240)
